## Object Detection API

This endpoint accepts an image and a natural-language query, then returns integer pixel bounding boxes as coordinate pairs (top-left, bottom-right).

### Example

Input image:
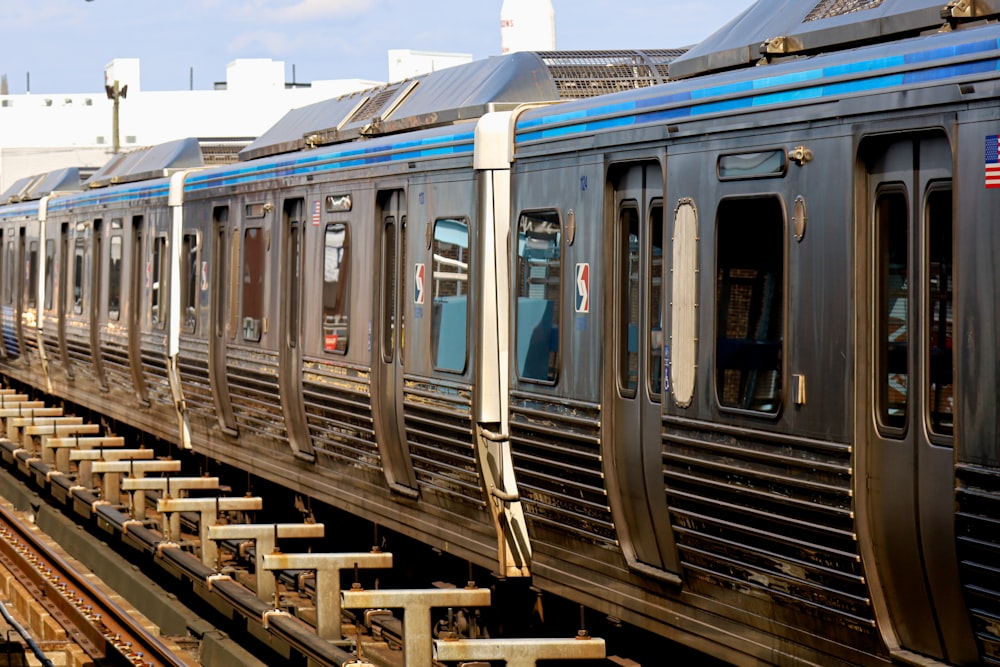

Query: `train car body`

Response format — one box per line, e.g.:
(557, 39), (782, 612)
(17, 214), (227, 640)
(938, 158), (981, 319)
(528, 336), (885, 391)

(2, 2), (1000, 665)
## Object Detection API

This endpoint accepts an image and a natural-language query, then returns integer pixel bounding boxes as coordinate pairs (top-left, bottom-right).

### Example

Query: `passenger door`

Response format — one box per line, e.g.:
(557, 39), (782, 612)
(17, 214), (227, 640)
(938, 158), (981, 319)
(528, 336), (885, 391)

(373, 189), (418, 496)
(128, 216), (148, 404)
(209, 207), (237, 435)
(606, 162), (680, 577)
(278, 198), (314, 460)
(860, 132), (976, 663)
(90, 219), (108, 390)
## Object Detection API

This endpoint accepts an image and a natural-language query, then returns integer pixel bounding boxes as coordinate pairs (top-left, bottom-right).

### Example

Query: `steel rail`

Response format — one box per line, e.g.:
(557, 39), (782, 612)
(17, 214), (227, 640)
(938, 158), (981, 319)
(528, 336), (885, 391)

(0, 502), (189, 667)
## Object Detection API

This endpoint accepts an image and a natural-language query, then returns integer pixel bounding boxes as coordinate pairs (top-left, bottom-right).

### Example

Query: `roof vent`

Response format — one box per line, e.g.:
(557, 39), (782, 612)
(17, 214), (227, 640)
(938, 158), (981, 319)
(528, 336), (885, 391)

(804, 0), (885, 22)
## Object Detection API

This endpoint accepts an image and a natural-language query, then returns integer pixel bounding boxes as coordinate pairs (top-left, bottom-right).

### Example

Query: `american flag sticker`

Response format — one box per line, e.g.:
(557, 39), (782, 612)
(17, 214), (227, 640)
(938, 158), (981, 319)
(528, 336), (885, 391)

(312, 200), (322, 225)
(986, 135), (1000, 188)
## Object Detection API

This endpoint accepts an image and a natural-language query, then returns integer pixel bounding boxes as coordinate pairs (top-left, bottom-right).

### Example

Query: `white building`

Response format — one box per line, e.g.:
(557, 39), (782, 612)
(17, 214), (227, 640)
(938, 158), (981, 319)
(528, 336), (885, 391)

(388, 50), (473, 82)
(1, 1), (535, 194)
(500, 0), (556, 54)
(0, 58), (381, 193)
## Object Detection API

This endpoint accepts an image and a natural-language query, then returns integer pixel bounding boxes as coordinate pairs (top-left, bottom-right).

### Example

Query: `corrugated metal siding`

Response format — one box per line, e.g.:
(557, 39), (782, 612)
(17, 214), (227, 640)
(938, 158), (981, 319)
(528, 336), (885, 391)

(177, 338), (214, 418)
(956, 464), (1000, 666)
(225, 349), (286, 444)
(509, 393), (613, 545)
(99, 337), (131, 392)
(663, 420), (880, 651)
(140, 341), (172, 406)
(403, 376), (481, 506)
(302, 359), (379, 471)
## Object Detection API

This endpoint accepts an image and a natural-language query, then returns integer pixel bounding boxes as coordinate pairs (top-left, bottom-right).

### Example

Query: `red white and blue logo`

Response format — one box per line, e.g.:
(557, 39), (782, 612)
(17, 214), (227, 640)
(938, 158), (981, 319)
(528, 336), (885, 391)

(575, 262), (590, 313)
(414, 263), (425, 304)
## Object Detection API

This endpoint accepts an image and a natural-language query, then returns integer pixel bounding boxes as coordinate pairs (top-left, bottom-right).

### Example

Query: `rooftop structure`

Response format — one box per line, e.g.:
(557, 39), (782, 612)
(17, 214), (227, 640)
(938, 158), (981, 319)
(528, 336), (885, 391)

(0, 58), (380, 192)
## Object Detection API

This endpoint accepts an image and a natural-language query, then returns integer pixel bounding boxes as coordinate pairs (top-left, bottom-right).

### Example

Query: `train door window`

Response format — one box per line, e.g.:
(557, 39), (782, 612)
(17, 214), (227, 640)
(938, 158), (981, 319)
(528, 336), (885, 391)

(4, 239), (15, 305)
(72, 231), (85, 315)
(150, 236), (167, 329)
(130, 216), (144, 326)
(399, 217), (407, 362)
(287, 222), (301, 348)
(875, 187), (908, 431)
(228, 224), (240, 340)
(671, 199), (699, 407)
(618, 204), (640, 395)
(44, 240), (54, 311)
(649, 202), (664, 397)
(431, 218), (469, 373)
(516, 210), (561, 383)
(26, 241), (38, 309)
(715, 196), (784, 414)
(322, 223), (350, 354)
(93, 219), (103, 315)
(181, 233), (199, 334)
(925, 185), (953, 437)
(381, 219), (396, 362)
(241, 227), (265, 342)
(108, 235), (122, 320)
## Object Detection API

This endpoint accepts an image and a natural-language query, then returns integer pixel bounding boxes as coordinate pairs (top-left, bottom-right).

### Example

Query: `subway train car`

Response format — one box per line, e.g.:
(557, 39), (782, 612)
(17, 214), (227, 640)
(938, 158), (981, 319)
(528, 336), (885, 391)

(3, 0), (1000, 664)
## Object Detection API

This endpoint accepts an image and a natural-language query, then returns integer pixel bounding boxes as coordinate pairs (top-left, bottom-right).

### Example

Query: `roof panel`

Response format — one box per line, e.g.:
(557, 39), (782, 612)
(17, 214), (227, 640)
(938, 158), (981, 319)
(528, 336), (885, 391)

(668, 0), (989, 79)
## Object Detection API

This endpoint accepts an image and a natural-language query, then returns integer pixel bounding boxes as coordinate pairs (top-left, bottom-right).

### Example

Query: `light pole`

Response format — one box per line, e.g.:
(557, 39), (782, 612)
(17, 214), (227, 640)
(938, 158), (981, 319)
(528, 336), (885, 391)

(105, 79), (127, 153)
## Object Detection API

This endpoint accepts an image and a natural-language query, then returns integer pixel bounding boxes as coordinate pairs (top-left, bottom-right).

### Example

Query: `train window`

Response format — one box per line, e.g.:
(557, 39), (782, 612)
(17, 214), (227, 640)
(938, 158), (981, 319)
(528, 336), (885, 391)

(322, 224), (350, 354)
(431, 218), (469, 373)
(619, 204), (640, 396)
(150, 237), (167, 329)
(381, 220), (396, 362)
(287, 222), (301, 349)
(180, 233), (198, 334)
(718, 150), (788, 180)
(926, 186), (953, 438)
(108, 236), (122, 320)
(3, 241), (14, 305)
(399, 217), (407, 362)
(44, 240), (54, 311)
(229, 228), (240, 340)
(241, 228), (265, 342)
(715, 197), (784, 414)
(72, 236), (85, 314)
(672, 199), (699, 407)
(516, 210), (561, 383)
(26, 241), (38, 309)
(876, 187), (908, 431)
(649, 203), (664, 397)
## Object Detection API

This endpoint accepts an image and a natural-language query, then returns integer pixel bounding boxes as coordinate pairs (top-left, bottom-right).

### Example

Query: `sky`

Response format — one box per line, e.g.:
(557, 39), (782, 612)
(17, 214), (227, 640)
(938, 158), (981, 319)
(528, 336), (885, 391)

(1, 0), (758, 95)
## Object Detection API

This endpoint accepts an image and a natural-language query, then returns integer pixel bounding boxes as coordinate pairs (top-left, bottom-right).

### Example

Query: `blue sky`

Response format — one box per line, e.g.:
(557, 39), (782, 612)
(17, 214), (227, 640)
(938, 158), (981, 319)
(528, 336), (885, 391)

(1, 0), (756, 94)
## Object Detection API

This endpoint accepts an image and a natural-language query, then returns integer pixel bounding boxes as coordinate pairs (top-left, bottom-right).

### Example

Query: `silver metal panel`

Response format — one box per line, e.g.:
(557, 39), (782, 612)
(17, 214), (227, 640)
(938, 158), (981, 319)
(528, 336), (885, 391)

(669, 0), (972, 79)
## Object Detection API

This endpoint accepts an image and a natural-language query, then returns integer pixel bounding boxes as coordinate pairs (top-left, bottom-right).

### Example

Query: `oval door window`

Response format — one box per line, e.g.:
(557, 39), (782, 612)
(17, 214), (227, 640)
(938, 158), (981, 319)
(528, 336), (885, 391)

(671, 199), (698, 407)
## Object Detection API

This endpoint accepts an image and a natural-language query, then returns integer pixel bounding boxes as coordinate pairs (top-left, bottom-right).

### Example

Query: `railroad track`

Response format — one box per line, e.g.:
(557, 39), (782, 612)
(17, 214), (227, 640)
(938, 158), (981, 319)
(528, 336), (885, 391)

(0, 501), (191, 667)
(0, 385), (623, 666)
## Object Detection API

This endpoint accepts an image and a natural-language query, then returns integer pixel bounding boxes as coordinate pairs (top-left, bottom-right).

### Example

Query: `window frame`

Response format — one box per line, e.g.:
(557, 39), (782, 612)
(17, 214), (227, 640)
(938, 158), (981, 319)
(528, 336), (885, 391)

(180, 231), (200, 334)
(430, 216), (471, 374)
(713, 195), (786, 417)
(514, 208), (563, 385)
(240, 226), (265, 342)
(874, 183), (910, 436)
(322, 222), (351, 355)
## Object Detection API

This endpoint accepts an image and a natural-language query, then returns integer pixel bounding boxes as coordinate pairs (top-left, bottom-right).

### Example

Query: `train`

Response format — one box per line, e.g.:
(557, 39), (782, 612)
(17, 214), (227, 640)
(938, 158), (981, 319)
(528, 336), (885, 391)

(2, 0), (999, 664)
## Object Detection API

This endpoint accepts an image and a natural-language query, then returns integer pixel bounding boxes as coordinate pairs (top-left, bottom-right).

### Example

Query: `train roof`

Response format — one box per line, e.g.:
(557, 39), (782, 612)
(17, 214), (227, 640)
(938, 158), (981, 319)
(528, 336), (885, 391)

(669, 0), (1000, 79)
(86, 137), (248, 189)
(1, 166), (94, 203)
(515, 16), (1000, 147)
(240, 49), (686, 161)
